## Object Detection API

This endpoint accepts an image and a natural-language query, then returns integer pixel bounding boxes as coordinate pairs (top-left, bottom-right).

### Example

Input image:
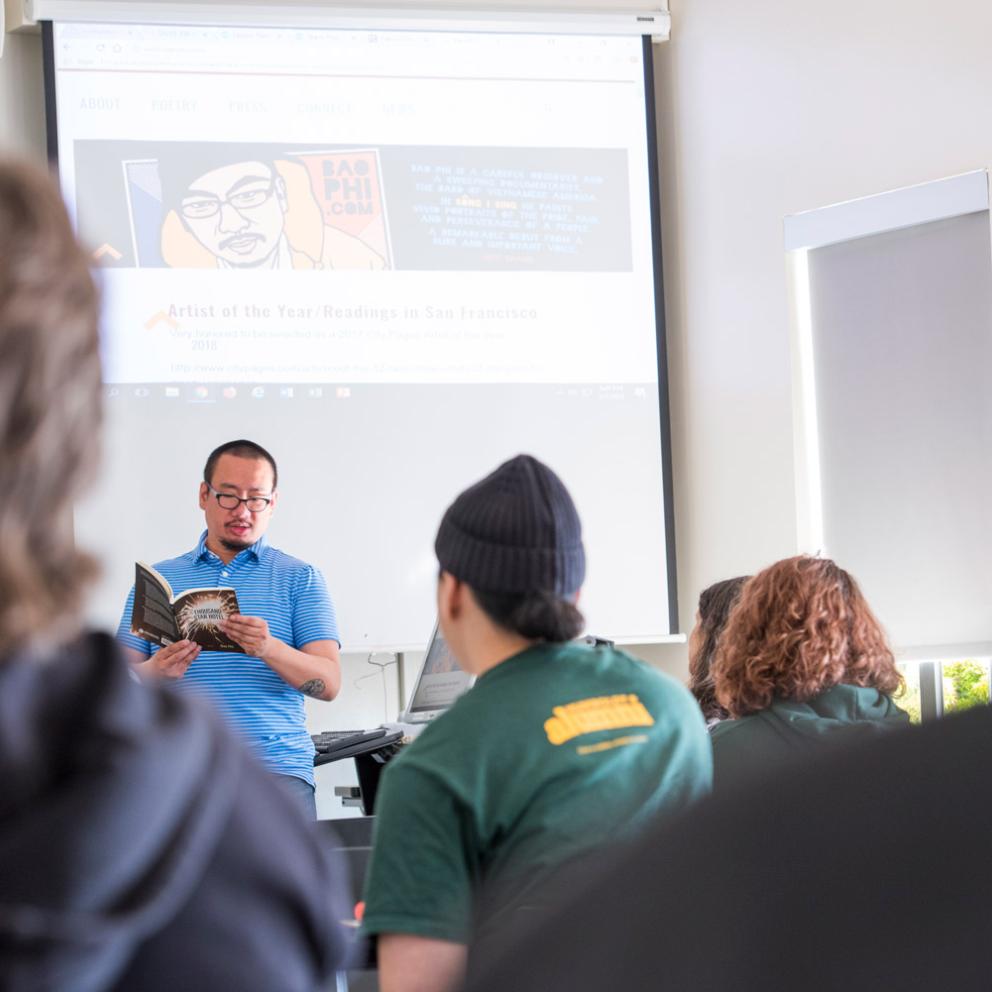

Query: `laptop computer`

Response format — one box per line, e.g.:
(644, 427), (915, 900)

(319, 622), (473, 814)
(395, 620), (474, 726)
(313, 621), (473, 763)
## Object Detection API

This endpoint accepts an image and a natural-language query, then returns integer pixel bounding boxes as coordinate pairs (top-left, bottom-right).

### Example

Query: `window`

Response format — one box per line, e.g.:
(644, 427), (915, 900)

(941, 659), (991, 714)
(897, 658), (991, 722)
(895, 663), (922, 724)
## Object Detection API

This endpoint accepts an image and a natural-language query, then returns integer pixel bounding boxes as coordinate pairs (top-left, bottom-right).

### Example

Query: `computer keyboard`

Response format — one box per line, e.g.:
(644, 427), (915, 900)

(312, 728), (388, 755)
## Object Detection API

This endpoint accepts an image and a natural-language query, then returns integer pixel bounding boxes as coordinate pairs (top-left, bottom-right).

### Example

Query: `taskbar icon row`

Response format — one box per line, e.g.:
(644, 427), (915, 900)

(104, 384), (353, 401)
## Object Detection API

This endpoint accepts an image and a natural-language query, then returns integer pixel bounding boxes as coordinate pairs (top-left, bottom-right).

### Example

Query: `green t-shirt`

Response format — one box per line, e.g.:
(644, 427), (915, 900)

(361, 641), (712, 944)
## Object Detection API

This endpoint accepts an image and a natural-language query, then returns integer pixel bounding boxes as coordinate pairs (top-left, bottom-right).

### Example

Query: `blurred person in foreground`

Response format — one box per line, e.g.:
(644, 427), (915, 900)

(686, 575), (749, 727)
(464, 700), (992, 992)
(0, 159), (351, 991)
(360, 454), (712, 992)
(709, 555), (909, 788)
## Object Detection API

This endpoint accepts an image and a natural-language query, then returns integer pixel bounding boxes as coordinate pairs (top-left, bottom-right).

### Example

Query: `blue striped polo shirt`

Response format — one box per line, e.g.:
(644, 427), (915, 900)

(116, 531), (339, 787)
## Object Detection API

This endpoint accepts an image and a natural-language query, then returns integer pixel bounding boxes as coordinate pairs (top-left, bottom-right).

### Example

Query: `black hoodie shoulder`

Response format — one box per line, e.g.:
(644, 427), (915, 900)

(0, 632), (351, 992)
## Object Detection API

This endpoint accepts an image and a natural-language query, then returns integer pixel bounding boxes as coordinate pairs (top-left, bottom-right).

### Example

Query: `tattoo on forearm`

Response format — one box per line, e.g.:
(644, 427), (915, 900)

(299, 678), (326, 698)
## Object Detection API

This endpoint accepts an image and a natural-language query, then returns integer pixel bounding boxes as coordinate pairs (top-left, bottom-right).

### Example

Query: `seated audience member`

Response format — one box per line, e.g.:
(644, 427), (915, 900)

(361, 454), (712, 992)
(709, 555), (908, 786)
(0, 160), (350, 990)
(464, 705), (990, 992)
(686, 575), (749, 727)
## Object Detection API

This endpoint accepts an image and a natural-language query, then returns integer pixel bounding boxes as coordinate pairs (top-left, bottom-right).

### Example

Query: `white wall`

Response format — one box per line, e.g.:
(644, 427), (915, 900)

(0, 30), (44, 157)
(644, 0), (992, 678)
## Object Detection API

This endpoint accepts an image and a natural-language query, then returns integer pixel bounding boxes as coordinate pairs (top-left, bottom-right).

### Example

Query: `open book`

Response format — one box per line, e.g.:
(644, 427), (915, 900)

(131, 561), (243, 652)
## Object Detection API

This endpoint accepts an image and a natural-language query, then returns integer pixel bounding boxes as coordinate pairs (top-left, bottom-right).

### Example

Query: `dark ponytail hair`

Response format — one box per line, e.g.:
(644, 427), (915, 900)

(472, 587), (584, 643)
(688, 576), (750, 722)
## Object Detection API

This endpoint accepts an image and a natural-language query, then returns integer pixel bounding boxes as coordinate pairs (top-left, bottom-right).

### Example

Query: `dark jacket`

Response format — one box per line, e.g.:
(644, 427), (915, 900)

(465, 705), (992, 991)
(710, 683), (909, 788)
(0, 632), (351, 991)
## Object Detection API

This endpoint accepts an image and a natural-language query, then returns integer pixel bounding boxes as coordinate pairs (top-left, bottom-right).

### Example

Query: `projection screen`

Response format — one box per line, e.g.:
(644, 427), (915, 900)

(47, 17), (677, 650)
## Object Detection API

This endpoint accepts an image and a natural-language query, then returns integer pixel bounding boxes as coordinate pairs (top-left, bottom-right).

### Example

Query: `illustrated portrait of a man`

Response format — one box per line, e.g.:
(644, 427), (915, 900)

(157, 145), (388, 271)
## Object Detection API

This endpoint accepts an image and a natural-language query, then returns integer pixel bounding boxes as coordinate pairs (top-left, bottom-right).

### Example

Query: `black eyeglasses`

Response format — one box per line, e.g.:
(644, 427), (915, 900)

(205, 483), (273, 513)
(181, 181), (275, 220)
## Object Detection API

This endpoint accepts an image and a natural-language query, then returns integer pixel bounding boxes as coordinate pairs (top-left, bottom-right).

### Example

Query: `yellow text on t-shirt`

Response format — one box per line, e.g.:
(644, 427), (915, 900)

(544, 693), (655, 745)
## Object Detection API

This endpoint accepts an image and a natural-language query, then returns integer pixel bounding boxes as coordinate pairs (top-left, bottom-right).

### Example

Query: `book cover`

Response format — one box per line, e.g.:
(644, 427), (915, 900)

(131, 561), (243, 653)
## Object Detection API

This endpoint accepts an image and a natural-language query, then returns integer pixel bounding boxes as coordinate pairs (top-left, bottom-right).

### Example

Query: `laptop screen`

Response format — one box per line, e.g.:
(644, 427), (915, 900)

(406, 623), (474, 719)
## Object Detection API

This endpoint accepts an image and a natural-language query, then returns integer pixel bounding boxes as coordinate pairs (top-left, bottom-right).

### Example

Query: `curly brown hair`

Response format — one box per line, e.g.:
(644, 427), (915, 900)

(711, 556), (902, 717)
(0, 160), (102, 655)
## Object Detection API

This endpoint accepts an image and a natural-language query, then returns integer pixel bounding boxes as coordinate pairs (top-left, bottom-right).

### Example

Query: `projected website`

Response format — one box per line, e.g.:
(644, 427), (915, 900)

(54, 23), (658, 386)
(59, 21), (673, 644)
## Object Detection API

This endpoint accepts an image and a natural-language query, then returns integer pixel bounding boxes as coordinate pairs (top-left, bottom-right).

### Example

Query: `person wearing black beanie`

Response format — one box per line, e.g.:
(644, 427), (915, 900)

(361, 455), (713, 992)
(434, 453), (588, 644)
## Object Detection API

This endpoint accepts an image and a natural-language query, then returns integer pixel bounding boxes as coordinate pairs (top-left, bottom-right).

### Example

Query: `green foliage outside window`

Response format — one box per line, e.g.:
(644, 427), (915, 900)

(942, 660), (990, 713)
(894, 660), (989, 723)
(894, 668), (921, 724)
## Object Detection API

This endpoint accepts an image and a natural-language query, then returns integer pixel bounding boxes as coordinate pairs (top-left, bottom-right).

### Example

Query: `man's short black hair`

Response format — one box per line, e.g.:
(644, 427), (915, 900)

(204, 440), (278, 490)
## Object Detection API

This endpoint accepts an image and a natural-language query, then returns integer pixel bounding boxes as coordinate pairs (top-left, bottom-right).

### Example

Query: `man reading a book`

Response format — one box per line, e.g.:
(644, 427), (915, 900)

(116, 440), (341, 818)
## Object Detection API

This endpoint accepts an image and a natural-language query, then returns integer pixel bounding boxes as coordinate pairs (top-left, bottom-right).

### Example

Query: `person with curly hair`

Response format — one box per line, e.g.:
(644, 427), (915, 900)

(708, 555), (909, 787)
(687, 575), (750, 727)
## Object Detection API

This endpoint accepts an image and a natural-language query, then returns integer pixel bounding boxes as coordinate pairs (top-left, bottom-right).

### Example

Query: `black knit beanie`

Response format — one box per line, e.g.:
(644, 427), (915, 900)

(435, 454), (586, 596)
